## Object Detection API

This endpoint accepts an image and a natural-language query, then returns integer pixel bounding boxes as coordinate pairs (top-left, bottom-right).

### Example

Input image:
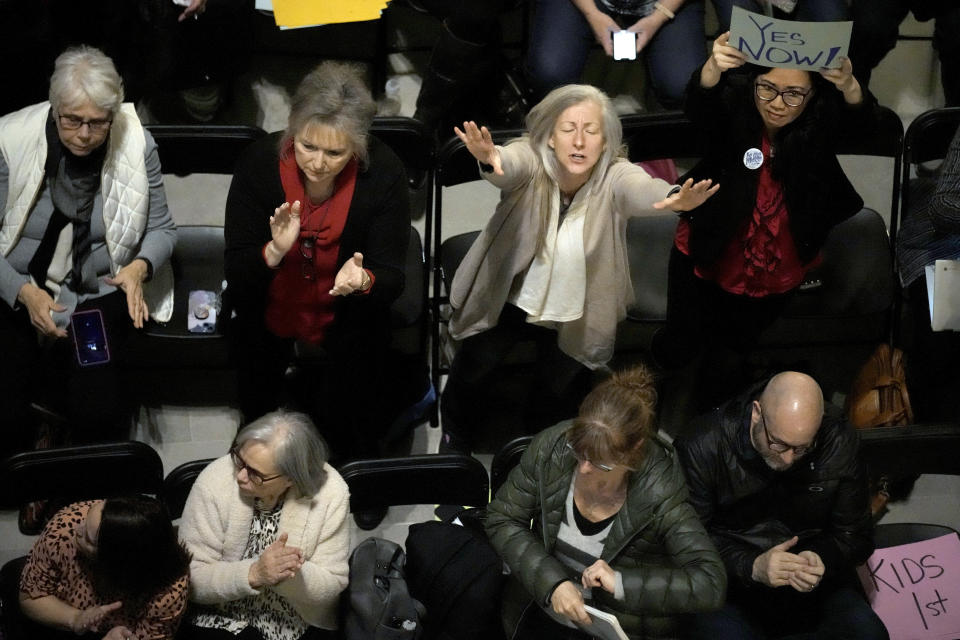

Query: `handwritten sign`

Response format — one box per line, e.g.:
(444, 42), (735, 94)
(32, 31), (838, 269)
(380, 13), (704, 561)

(857, 533), (960, 640)
(728, 6), (852, 70)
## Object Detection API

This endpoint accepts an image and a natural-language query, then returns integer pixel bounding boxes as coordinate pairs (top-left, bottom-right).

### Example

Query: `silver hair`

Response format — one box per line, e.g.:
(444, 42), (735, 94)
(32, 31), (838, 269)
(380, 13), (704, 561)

(234, 410), (329, 496)
(281, 61), (377, 167)
(48, 45), (124, 116)
(525, 84), (624, 189)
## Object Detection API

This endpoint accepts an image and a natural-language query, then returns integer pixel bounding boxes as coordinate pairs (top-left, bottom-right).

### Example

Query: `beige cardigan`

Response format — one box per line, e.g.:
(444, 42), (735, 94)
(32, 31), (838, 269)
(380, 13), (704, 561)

(449, 141), (673, 368)
(178, 455), (351, 630)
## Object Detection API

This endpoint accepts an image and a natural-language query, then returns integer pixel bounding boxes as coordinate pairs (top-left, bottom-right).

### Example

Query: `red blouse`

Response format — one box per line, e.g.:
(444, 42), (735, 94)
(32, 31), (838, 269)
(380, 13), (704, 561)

(675, 135), (816, 297)
(264, 145), (357, 344)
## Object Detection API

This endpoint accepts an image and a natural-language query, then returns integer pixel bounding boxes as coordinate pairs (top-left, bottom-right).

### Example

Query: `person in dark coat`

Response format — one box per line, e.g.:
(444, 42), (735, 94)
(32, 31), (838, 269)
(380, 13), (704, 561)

(673, 371), (888, 639)
(486, 365), (726, 639)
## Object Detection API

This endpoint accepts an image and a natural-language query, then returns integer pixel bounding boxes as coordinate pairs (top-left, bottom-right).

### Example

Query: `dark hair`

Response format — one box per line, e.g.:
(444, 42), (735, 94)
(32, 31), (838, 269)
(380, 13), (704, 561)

(739, 64), (839, 202)
(566, 365), (658, 469)
(91, 496), (191, 616)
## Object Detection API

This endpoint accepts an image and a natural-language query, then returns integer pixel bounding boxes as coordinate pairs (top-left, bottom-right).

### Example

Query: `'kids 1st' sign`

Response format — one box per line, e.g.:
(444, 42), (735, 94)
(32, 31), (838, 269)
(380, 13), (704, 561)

(728, 6), (852, 70)
(857, 532), (960, 640)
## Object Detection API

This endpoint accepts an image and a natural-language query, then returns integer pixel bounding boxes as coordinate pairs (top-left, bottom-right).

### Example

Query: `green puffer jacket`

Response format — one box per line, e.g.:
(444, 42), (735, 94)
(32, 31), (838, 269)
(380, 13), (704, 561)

(486, 422), (726, 639)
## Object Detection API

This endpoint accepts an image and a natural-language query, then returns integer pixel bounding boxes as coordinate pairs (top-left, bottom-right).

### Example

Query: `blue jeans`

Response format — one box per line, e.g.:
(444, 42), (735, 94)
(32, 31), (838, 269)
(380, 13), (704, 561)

(527, 0), (706, 108)
(711, 0), (848, 31)
(686, 584), (889, 640)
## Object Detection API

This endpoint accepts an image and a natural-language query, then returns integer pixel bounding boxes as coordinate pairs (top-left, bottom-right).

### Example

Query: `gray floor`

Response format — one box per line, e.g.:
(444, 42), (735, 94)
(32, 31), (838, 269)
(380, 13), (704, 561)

(2, 14), (958, 565)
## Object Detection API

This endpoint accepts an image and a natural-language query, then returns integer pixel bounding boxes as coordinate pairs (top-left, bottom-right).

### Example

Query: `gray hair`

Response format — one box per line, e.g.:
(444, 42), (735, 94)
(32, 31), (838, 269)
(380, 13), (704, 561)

(49, 45), (124, 116)
(234, 410), (330, 496)
(525, 84), (624, 189)
(281, 61), (377, 167)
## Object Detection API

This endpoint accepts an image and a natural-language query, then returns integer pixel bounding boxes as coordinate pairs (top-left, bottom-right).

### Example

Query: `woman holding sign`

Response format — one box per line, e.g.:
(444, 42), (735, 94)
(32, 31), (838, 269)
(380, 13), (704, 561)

(653, 31), (881, 407)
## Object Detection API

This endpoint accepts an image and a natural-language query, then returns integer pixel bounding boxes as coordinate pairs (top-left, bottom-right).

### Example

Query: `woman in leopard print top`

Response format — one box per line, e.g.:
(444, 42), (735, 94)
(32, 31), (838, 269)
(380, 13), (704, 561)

(18, 496), (191, 640)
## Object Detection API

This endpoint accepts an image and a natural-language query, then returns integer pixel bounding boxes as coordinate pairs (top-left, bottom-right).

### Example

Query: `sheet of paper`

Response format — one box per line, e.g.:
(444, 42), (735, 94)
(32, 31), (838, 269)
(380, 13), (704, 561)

(578, 605), (629, 640)
(728, 6), (852, 70)
(271, 0), (389, 27)
(857, 533), (960, 640)
(932, 259), (960, 331)
(254, 0), (272, 10)
(927, 264), (936, 323)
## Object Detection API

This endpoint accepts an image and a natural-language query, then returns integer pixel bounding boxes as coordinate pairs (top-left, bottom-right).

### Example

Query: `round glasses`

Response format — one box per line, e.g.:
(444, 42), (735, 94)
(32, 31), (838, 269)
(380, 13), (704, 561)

(754, 82), (811, 108)
(759, 409), (816, 457)
(229, 445), (284, 485)
(58, 113), (113, 133)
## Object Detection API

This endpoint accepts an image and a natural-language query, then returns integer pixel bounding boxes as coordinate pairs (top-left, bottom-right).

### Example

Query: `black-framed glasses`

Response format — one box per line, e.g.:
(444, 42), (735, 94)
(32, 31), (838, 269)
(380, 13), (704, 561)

(299, 235), (316, 280)
(754, 82), (811, 108)
(229, 445), (284, 485)
(565, 442), (616, 472)
(58, 113), (113, 133)
(759, 408), (816, 456)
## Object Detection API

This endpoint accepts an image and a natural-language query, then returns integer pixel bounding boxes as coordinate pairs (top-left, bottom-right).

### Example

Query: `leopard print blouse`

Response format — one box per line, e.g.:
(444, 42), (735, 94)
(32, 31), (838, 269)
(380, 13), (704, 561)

(20, 500), (189, 640)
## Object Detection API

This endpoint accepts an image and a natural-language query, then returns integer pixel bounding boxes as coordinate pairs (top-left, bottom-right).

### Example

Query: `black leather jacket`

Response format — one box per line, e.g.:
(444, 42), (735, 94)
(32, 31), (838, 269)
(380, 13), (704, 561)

(673, 382), (874, 589)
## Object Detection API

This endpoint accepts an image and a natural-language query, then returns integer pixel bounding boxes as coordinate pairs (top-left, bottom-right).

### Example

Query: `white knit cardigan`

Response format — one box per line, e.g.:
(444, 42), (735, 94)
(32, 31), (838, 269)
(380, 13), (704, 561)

(178, 455), (351, 630)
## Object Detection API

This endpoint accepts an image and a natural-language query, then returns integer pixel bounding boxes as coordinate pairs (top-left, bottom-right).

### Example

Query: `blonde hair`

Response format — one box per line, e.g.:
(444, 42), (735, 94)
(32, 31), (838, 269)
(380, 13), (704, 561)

(281, 61), (377, 167)
(522, 84), (626, 254)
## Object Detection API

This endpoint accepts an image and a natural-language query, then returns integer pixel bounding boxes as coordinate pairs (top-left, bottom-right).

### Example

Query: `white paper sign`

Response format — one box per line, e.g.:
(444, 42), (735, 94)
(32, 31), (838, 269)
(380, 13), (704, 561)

(928, 259), (960, 331)
(728, 6), (852, 70)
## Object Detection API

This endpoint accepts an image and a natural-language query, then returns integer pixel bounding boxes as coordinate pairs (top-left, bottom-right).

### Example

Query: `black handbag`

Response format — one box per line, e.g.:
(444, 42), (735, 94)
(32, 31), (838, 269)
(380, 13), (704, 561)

(342, 537), (425, 640)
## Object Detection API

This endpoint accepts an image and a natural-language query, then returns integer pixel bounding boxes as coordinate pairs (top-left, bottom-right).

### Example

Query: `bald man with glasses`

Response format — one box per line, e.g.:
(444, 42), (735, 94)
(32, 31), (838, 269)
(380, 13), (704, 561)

(674, 372), (888, 639)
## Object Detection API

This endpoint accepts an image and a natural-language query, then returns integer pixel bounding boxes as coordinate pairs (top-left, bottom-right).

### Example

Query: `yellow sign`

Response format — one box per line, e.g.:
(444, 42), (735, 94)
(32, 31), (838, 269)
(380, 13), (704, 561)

(272, 0), (390, 27)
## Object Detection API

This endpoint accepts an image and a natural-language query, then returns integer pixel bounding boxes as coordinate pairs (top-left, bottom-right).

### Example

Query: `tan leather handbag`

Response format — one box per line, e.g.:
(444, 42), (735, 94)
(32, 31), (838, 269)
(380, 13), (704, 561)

(846, 344), (914, 429)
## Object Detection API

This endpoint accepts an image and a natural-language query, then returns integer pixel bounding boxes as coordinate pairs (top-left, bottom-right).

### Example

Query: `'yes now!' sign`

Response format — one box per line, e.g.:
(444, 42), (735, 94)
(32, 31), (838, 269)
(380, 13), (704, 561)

(857, 532), (960, 640)
(728, 6), (852, 70)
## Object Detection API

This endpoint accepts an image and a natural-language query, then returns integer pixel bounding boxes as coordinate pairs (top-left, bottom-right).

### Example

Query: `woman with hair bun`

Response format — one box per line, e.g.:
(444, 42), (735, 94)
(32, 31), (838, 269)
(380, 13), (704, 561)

(486, 365), (726, 639)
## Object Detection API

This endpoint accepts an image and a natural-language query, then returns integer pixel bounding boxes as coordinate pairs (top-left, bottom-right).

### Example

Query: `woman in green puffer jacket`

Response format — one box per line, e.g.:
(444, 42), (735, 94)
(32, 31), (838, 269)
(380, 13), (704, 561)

(486, 365), (726, 639)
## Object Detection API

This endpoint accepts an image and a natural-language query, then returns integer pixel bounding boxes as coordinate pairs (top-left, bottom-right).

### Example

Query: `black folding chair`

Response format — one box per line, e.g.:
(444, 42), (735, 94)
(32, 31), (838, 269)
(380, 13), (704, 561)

(338, 454), (490, 514)
(490, 435), (533, 497)
(162, 457), (215, 521)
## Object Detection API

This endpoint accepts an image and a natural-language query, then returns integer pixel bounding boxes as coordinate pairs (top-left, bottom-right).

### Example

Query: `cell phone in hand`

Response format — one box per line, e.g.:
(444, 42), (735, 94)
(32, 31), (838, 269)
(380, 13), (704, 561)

(612, 30), (637, 61)
(71, 309), (111, 367)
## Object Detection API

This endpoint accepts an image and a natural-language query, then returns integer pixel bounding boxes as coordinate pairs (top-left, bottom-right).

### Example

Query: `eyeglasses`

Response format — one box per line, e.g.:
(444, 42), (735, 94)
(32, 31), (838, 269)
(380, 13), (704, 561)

(299, 235), (316, 280)
(754, 82), (811, 108)
(229, 445), (284, 485)
(566, 442), (617, 472)
(58, 113), (113, 133)
(759, 409), (816, 456)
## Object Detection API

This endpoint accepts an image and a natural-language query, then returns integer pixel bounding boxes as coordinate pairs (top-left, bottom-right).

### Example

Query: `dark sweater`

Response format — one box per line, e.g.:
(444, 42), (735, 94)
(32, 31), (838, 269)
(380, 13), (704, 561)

(223, 132), (409, 329)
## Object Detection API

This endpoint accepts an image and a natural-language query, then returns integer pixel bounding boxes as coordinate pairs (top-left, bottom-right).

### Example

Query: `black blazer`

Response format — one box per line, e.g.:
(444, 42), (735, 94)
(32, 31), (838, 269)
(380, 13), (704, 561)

(680, 68), (881, 267)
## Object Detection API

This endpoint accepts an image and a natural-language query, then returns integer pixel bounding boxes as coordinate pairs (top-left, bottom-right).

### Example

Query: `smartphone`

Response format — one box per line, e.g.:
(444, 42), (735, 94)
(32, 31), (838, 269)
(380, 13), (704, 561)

(612, 30), (637, 61)
(71, 309), (111, 367)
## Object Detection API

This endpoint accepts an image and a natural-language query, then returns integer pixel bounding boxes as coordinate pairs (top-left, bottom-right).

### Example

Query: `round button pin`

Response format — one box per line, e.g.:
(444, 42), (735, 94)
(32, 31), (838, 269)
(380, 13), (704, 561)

(743, 147), (764, 170)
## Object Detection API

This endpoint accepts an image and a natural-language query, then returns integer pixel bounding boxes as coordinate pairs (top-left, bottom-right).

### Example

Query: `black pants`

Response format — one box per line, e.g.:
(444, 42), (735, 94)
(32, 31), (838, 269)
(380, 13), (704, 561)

(441, 304), (591, 451)
(0, 291), (133, 460)
(653, 247), (794, 410)
(849, 0), (960, 106)
(230, 308), (392, 463)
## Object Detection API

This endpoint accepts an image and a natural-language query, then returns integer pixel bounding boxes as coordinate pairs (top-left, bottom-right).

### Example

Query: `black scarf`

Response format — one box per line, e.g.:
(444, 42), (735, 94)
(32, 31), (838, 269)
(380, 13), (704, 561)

(28, 110), (107, 294)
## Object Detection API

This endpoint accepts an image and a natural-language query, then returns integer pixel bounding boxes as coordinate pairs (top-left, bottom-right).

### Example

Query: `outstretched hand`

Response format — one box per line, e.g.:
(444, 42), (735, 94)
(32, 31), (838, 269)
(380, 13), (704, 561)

(653, 178), (719, 212)
(453, 121), (503, 175)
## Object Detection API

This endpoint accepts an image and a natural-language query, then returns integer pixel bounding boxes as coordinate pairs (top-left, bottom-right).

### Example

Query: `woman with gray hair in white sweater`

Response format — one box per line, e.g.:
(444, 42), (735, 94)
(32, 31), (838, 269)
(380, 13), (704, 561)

(178, 411), (350, 640)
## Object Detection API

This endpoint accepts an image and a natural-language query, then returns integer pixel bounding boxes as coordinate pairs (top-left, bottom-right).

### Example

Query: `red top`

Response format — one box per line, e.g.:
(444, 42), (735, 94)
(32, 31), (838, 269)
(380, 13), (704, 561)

(264, 143), (358, 343)
(675, 135), (816, 297)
